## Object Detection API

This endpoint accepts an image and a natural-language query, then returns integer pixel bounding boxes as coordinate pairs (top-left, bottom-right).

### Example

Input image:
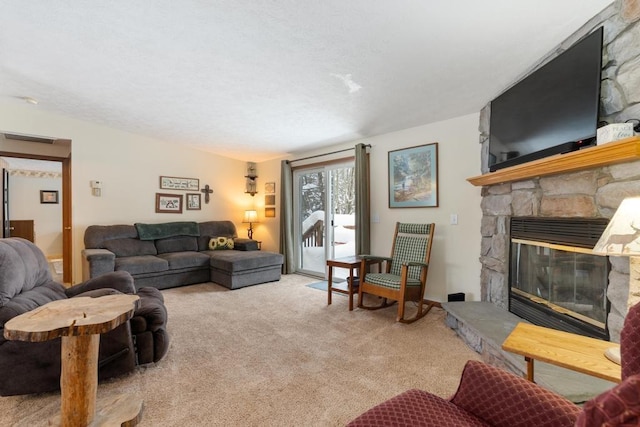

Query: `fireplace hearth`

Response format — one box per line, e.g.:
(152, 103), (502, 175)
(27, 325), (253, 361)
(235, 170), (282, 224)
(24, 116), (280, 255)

(509, 217), (610, 340)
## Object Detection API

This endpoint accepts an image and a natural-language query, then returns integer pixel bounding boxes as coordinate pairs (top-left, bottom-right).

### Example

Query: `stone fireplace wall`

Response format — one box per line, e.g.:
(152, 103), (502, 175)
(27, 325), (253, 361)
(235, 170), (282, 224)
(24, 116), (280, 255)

(478, 0), (640, 342)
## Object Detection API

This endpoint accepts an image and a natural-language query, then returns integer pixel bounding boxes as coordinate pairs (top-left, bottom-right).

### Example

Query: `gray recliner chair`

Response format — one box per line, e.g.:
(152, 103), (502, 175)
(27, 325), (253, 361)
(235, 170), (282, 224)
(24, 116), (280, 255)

(0, 237), (170, 396)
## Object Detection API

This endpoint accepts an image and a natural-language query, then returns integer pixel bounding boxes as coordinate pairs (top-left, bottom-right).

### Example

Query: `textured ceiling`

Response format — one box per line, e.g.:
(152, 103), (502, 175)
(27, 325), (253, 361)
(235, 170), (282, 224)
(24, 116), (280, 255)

(0, 1), (613, 161)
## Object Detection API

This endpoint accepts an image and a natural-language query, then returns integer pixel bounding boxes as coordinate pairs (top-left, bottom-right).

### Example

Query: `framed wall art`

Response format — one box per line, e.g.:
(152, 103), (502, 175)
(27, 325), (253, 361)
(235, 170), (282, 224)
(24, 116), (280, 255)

(156, 193), (183, 213)
(265, 194), (276, 206)
(388, 142), (439, 208)
(265, 182), (275, 193)
(186, 193), (201, 210)
(159, 176), (199, 191)
(265, 207), (276, 218)
(40, 190), (59, 204)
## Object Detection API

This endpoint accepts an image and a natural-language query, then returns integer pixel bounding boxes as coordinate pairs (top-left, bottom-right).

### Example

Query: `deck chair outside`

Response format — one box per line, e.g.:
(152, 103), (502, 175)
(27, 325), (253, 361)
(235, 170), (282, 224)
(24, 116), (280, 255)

(358, 222), (435, 323)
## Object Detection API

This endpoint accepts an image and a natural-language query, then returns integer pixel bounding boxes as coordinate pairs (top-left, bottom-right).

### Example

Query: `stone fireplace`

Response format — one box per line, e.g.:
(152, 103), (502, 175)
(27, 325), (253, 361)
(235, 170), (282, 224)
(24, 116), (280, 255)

(474, 1), (640, 343)
(508, 217), (610, 339)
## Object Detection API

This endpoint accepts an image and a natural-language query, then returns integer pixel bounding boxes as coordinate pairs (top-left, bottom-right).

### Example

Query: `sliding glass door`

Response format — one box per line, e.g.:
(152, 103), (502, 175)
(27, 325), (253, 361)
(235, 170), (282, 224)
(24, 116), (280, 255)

(293, 162), (355, 278)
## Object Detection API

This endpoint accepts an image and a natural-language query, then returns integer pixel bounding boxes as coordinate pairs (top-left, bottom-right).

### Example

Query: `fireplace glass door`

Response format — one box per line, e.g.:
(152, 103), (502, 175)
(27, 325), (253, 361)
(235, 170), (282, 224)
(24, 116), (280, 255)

(511, 239), (609, 330)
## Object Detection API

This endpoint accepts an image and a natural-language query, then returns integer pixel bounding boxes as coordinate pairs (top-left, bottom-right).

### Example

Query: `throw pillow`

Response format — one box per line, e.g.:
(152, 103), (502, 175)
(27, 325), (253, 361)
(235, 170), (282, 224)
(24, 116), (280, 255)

(209, 236), (234, 250)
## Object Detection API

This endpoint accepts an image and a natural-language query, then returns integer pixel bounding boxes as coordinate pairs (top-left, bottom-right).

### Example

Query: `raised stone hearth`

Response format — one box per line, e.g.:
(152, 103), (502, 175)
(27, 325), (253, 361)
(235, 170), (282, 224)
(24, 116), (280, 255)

(442, 301), (615, 403)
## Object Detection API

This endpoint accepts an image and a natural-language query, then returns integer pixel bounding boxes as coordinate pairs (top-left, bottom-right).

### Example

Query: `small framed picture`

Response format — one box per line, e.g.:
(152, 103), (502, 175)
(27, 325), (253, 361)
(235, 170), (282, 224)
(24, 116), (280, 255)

(186, 193), (201, 210)
(156, 193), (183, 213)
(265, 207), (276, 218)
(265, 195), (276, 206)
(265, 182), (275, 193)
(40, 190), (59, 204)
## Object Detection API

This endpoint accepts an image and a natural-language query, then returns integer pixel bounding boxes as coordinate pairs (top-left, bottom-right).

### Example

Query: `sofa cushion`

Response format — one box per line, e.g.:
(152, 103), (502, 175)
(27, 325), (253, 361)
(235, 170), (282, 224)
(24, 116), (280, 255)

(115, 256), (169, 276)
(157, 251), (210, 269)
(104, 238), (157, 257)
(0, 281), (66, 327)
(209, 237), (234, 250)
(575, 374), (640, 427)
(347, 389), (488, 427)
(0, 238), (52, 307)
(155, 236), (198, 254)
(135, 222), (199, 241)
(84, 224), (138, 249)
(234, 238), (259, 251)
(197, 221), (237, 250)
(207, 250), (284, 272)
(450, 360), (580, 427)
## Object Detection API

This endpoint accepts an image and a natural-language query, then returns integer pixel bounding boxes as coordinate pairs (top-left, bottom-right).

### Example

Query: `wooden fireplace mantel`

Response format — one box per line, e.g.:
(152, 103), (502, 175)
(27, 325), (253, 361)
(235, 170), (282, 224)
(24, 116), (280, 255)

(467, 136), (640, 187)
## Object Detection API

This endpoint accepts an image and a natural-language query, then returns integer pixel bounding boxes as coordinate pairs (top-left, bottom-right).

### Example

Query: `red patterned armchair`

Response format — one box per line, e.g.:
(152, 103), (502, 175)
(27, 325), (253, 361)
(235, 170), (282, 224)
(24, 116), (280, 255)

(347, 303), (640, 427)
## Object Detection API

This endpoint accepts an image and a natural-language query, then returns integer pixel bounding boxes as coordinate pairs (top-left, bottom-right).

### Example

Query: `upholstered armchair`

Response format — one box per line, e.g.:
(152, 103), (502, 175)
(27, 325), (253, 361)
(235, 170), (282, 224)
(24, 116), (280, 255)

(348, 303), (640, 426)
(0, 237), (170, 396)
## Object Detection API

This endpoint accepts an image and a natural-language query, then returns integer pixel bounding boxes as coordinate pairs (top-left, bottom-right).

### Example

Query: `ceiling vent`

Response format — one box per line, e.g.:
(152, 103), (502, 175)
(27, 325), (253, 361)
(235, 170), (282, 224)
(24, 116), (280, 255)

(3, 133), (56, 144)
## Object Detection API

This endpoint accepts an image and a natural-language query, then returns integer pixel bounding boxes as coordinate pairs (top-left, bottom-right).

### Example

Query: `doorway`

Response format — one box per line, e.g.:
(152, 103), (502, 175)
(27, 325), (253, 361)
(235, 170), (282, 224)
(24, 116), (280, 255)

(293, 161), (355, 278)
(0, 134), (72, 283)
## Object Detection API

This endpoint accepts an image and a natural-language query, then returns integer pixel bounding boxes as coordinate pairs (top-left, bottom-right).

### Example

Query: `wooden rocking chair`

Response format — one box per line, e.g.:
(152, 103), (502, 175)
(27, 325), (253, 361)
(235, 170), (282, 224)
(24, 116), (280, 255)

(358, 222), (435, 323)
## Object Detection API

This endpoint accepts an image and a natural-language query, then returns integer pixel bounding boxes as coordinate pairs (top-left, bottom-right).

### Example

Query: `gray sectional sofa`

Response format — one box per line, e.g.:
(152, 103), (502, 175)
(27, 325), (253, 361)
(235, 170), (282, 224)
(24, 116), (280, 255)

(82, 221), (283, 290)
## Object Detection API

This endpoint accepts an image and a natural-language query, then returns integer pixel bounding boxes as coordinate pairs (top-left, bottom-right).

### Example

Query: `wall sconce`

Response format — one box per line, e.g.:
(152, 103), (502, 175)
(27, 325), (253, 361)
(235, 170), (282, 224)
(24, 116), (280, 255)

(243, 210), (258, 239)
(593, 196), (640, 364)
(245, 162), (258, 196)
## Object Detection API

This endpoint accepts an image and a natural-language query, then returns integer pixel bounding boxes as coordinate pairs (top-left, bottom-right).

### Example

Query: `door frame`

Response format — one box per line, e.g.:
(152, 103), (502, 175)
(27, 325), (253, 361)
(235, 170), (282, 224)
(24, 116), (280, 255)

(292, 157), (355, 277)
(0, 151), (72, 283)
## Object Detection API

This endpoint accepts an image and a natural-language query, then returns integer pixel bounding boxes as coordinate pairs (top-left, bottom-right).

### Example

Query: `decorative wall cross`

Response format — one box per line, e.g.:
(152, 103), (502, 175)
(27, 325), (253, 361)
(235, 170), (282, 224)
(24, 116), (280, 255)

(201, 184), (213, 204)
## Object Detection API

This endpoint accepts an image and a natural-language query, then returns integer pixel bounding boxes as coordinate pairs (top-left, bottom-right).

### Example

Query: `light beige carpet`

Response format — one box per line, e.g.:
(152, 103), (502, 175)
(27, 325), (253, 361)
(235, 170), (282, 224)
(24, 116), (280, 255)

(0, 274), (481, 426)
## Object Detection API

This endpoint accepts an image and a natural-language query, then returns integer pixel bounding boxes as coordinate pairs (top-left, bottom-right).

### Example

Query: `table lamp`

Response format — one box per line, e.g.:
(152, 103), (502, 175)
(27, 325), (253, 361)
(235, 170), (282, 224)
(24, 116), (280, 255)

(593, 196), (640, 364)
(242, 210), (258, 239)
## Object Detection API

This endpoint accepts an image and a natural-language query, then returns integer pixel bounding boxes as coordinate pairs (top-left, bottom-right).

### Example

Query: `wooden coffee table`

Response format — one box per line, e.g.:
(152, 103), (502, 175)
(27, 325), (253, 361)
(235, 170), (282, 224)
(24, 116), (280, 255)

(502, 322), (621, 384)
(4, 294), (142, 427)
(327, 255), (382, 311)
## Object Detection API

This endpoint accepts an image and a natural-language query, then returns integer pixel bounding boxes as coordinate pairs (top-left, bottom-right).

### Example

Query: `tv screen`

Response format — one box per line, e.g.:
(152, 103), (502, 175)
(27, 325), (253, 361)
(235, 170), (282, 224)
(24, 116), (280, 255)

(488, 27), (603, 172)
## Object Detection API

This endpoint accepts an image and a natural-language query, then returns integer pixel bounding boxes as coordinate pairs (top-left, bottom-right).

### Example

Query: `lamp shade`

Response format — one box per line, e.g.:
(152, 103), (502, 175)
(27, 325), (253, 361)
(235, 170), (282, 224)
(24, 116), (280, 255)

(593, 197), (640, 256)
(243, 210), (258, 223)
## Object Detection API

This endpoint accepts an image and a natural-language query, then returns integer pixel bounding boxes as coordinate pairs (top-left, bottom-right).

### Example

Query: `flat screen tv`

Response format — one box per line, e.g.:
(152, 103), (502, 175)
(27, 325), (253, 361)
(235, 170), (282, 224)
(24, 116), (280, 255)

(488, 27), (603, 172)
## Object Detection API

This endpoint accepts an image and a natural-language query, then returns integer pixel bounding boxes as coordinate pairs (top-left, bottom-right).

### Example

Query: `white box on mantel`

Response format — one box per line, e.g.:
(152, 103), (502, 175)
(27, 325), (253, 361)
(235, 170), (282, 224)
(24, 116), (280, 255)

(597, 123), (635, 145)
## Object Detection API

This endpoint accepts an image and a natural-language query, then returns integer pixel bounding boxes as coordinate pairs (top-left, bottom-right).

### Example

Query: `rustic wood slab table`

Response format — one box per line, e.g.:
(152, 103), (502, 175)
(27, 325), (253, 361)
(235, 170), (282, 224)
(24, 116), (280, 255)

(4, 294), (142, 427)
(502, 322), (621, 384)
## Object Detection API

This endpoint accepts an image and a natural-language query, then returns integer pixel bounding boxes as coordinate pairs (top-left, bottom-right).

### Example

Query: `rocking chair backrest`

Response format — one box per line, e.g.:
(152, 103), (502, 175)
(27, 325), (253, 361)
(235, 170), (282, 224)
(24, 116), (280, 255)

(389, 223), (434, 281)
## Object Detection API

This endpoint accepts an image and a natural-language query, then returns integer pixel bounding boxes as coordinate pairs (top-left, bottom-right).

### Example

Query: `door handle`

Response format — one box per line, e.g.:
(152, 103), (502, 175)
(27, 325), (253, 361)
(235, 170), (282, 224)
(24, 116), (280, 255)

(64, 227), (71, 230)
(9, 227), (14, 230)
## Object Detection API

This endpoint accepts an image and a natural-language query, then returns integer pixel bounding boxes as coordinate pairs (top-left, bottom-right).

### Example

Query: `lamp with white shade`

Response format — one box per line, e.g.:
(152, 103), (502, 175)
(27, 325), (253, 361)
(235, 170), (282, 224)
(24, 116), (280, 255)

(592, 196), (640, 364)
(242, 210), (258, 239)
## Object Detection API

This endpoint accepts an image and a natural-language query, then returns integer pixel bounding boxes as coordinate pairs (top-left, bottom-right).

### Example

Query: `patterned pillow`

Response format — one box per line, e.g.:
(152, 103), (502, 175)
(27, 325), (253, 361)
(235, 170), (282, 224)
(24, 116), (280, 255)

(209, 236), (234, 250)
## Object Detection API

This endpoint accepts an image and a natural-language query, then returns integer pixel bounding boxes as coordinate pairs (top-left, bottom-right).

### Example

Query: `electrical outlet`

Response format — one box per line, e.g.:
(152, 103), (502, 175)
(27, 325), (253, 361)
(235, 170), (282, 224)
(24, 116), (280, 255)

(450, 214), (458, 225)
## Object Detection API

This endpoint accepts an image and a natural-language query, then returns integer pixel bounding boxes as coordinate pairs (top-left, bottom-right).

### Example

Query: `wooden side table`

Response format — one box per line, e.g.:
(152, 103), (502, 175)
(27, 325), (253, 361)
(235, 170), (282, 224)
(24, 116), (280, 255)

(326, 255), (382, 311)
(4, 294), (142, 427)
(502, 322), (621, 384)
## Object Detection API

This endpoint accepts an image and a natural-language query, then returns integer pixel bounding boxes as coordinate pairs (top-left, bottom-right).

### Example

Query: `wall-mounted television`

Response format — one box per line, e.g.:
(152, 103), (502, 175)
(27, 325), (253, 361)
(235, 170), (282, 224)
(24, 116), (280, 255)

(488, 27), (604, 172)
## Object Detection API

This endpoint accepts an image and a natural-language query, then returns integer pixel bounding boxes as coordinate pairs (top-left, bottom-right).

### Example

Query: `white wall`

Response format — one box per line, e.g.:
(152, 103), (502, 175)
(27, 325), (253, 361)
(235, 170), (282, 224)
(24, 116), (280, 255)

(9, 174), (63, 257)
(0, 100), (483, 299)
(261, 113), (484, 302)
(0, 101), (253, 283)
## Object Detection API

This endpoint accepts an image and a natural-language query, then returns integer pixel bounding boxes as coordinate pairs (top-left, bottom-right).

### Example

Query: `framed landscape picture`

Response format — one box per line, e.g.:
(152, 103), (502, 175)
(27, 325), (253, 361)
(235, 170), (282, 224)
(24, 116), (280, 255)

(388, 143), (438, 208)
(40, 190), (59, 204)
(156, 193), (183, 213)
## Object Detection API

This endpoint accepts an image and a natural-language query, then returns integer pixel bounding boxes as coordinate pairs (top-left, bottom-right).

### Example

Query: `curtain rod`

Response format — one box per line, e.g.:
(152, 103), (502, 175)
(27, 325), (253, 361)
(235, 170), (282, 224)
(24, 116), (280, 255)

(288, 144), (371, 164)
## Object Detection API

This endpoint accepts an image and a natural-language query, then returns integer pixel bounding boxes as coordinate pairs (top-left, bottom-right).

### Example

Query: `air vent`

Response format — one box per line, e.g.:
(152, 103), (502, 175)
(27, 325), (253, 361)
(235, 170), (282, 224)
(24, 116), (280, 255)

(510, 217), (609, 248)
(3, 133), (55, 144)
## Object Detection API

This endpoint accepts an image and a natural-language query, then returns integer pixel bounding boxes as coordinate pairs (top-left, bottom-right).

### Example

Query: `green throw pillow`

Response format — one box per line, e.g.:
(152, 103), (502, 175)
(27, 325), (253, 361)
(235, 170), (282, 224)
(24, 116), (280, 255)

(209, 236), (234, 250)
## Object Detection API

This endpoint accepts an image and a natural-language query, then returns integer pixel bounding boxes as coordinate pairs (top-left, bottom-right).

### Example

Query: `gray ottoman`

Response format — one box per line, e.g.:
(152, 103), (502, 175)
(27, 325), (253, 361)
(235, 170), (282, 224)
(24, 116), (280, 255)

(207, 250), (284, 289)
